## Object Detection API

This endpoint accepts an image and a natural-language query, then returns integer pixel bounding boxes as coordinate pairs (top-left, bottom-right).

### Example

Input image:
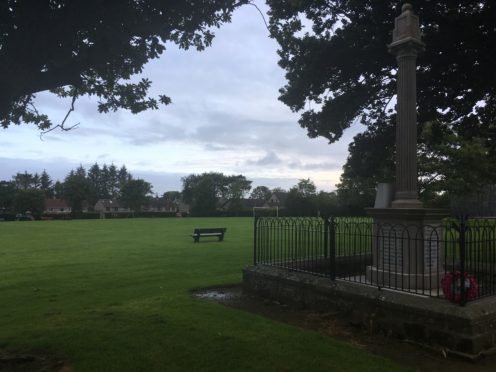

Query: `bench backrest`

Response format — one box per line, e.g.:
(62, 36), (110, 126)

(193, 228), (226, 234)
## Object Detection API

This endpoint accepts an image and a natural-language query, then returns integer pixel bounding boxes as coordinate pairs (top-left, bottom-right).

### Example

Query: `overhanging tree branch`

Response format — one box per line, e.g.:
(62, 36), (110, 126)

(41, 92), (80, 138)
(0, 0), (244, 130)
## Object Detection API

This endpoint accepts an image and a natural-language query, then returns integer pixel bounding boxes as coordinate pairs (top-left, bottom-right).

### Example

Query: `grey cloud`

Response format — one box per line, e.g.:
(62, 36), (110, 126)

(40, 135), (66, 143)
(250, 176), (298, 191)
(288, 160), (341, 171)
(63, 125), (118, 138)
(102, 106), (346, 166)
(126, 125), (189, 145)
(245, 151), (282, 166)
(102, 107), (292, 151)
(0, 156), (76, 182)
(204, 144), (230, 151)
(132, 170), (186, 193)
(101, 111), (196, 145)
(190, 112), (295, 149)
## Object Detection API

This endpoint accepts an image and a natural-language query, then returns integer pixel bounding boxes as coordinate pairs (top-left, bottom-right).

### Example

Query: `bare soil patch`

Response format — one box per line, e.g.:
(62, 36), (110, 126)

(193, 284), (496, 372)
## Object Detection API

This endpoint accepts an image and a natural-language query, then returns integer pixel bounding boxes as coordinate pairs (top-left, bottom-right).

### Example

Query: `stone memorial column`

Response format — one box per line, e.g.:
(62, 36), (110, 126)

(389, 3), (424, 209)
(365, 4), (449, 290)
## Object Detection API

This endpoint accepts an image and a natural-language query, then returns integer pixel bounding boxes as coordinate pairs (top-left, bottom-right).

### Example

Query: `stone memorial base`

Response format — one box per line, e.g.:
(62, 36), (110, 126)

(365, 207), (449, 290)
(243, 265), (496, 356)
(366, 267), (442, 290)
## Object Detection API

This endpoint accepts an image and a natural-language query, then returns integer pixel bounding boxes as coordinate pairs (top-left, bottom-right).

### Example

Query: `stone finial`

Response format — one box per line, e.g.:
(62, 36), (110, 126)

(390, 3), (423, 48)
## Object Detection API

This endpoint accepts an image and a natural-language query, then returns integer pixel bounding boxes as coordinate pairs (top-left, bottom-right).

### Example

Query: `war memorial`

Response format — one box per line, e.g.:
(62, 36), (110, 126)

(243, 4), (496, 358)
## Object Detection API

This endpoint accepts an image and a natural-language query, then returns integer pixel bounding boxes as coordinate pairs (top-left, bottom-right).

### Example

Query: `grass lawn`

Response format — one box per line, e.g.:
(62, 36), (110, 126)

(0, 217), (407, 371)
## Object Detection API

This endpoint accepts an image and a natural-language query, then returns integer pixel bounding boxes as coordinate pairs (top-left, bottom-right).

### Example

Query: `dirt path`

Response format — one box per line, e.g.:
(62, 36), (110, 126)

(193, 285), (496, 372)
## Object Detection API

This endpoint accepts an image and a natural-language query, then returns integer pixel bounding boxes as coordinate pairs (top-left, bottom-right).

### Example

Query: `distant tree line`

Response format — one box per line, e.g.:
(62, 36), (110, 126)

(283, 179), (366, 217)
(0, 164), (153, 217)
(1, 170), (55, 216)
(180, 173), (365, 217)
(1, 166), (374, 219)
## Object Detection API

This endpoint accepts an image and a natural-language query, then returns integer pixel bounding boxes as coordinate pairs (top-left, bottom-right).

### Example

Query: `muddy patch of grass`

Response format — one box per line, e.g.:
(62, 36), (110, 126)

(0, 348), (70, 372)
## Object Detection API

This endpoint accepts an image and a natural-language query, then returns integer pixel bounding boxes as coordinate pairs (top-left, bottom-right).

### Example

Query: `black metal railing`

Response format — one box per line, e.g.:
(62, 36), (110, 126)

(254, 216), (496, 306)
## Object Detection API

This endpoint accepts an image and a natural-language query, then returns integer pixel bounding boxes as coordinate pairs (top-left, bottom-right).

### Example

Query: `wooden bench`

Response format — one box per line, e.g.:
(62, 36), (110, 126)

(191, 228), (226, 242)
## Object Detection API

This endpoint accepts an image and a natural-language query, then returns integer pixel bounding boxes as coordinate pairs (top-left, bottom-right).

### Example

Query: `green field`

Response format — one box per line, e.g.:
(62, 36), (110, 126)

(0, 218), (405, 371)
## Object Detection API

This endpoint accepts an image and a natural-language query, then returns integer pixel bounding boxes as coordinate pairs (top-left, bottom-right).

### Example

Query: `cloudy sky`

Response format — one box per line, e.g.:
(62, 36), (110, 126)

(0, 2), (364, 194)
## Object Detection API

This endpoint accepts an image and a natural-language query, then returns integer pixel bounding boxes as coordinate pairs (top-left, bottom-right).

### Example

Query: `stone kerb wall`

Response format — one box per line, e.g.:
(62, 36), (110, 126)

(243, 265), (496, 356)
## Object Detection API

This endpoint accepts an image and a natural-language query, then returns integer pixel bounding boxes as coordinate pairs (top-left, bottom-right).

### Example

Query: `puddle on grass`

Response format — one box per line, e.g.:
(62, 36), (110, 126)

(0, 348), (71, 372)
(193, 290), (237, 301)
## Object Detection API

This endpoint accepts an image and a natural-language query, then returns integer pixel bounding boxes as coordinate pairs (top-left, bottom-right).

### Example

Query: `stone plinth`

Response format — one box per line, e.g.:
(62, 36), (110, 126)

(243, 265), (496, 356)
(365, 208), (449, 290)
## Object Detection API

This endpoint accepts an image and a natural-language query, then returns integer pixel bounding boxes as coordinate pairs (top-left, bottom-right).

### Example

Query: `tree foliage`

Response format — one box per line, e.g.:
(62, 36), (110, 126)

(268, 1), (496, 197)
(181, 172), (252, 216)
(13, 189), (45, 215)
(62, 163), (137, 211)
(281, 178), (368, 216)
(250, 186), (272, 201)
(85, 163), (132, 205)
(63, 166), (90, 213)
(294, 178), (316, 197)
(54, 180), (64, 199)
(12, 171), (39, 190)
(0, 181), (16, 212)
(0, 0), (244, 131)
(182, 172), (224, 215)
(9, 170), (54, 200)
(39, 170), (54, 198)
(285, 179), (317, 216)
(120, 179), (153, 212)
(224, 175), (252, 211)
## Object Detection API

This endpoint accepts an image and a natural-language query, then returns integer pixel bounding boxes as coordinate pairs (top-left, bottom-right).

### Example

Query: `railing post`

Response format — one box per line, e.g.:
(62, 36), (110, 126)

(459, 217), (467, 306)
(330, 217), (336, 280)
(324, 216), (329, 259)
(254, 216), (258, 265)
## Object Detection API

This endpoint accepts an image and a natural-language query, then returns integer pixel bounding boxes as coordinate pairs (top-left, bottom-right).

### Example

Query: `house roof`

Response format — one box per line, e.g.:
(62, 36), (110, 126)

(269, 191), (288, 204)
(45, 198), (70, 209)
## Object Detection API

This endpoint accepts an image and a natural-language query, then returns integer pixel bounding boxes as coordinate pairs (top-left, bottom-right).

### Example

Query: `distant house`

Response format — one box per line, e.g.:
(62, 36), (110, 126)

(267, 191), (288, 208)
(44, 199), (71, 215)
(176, 200), (190, 215)
(142, 197), (177, 213)
(94, 199), (130, 214)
